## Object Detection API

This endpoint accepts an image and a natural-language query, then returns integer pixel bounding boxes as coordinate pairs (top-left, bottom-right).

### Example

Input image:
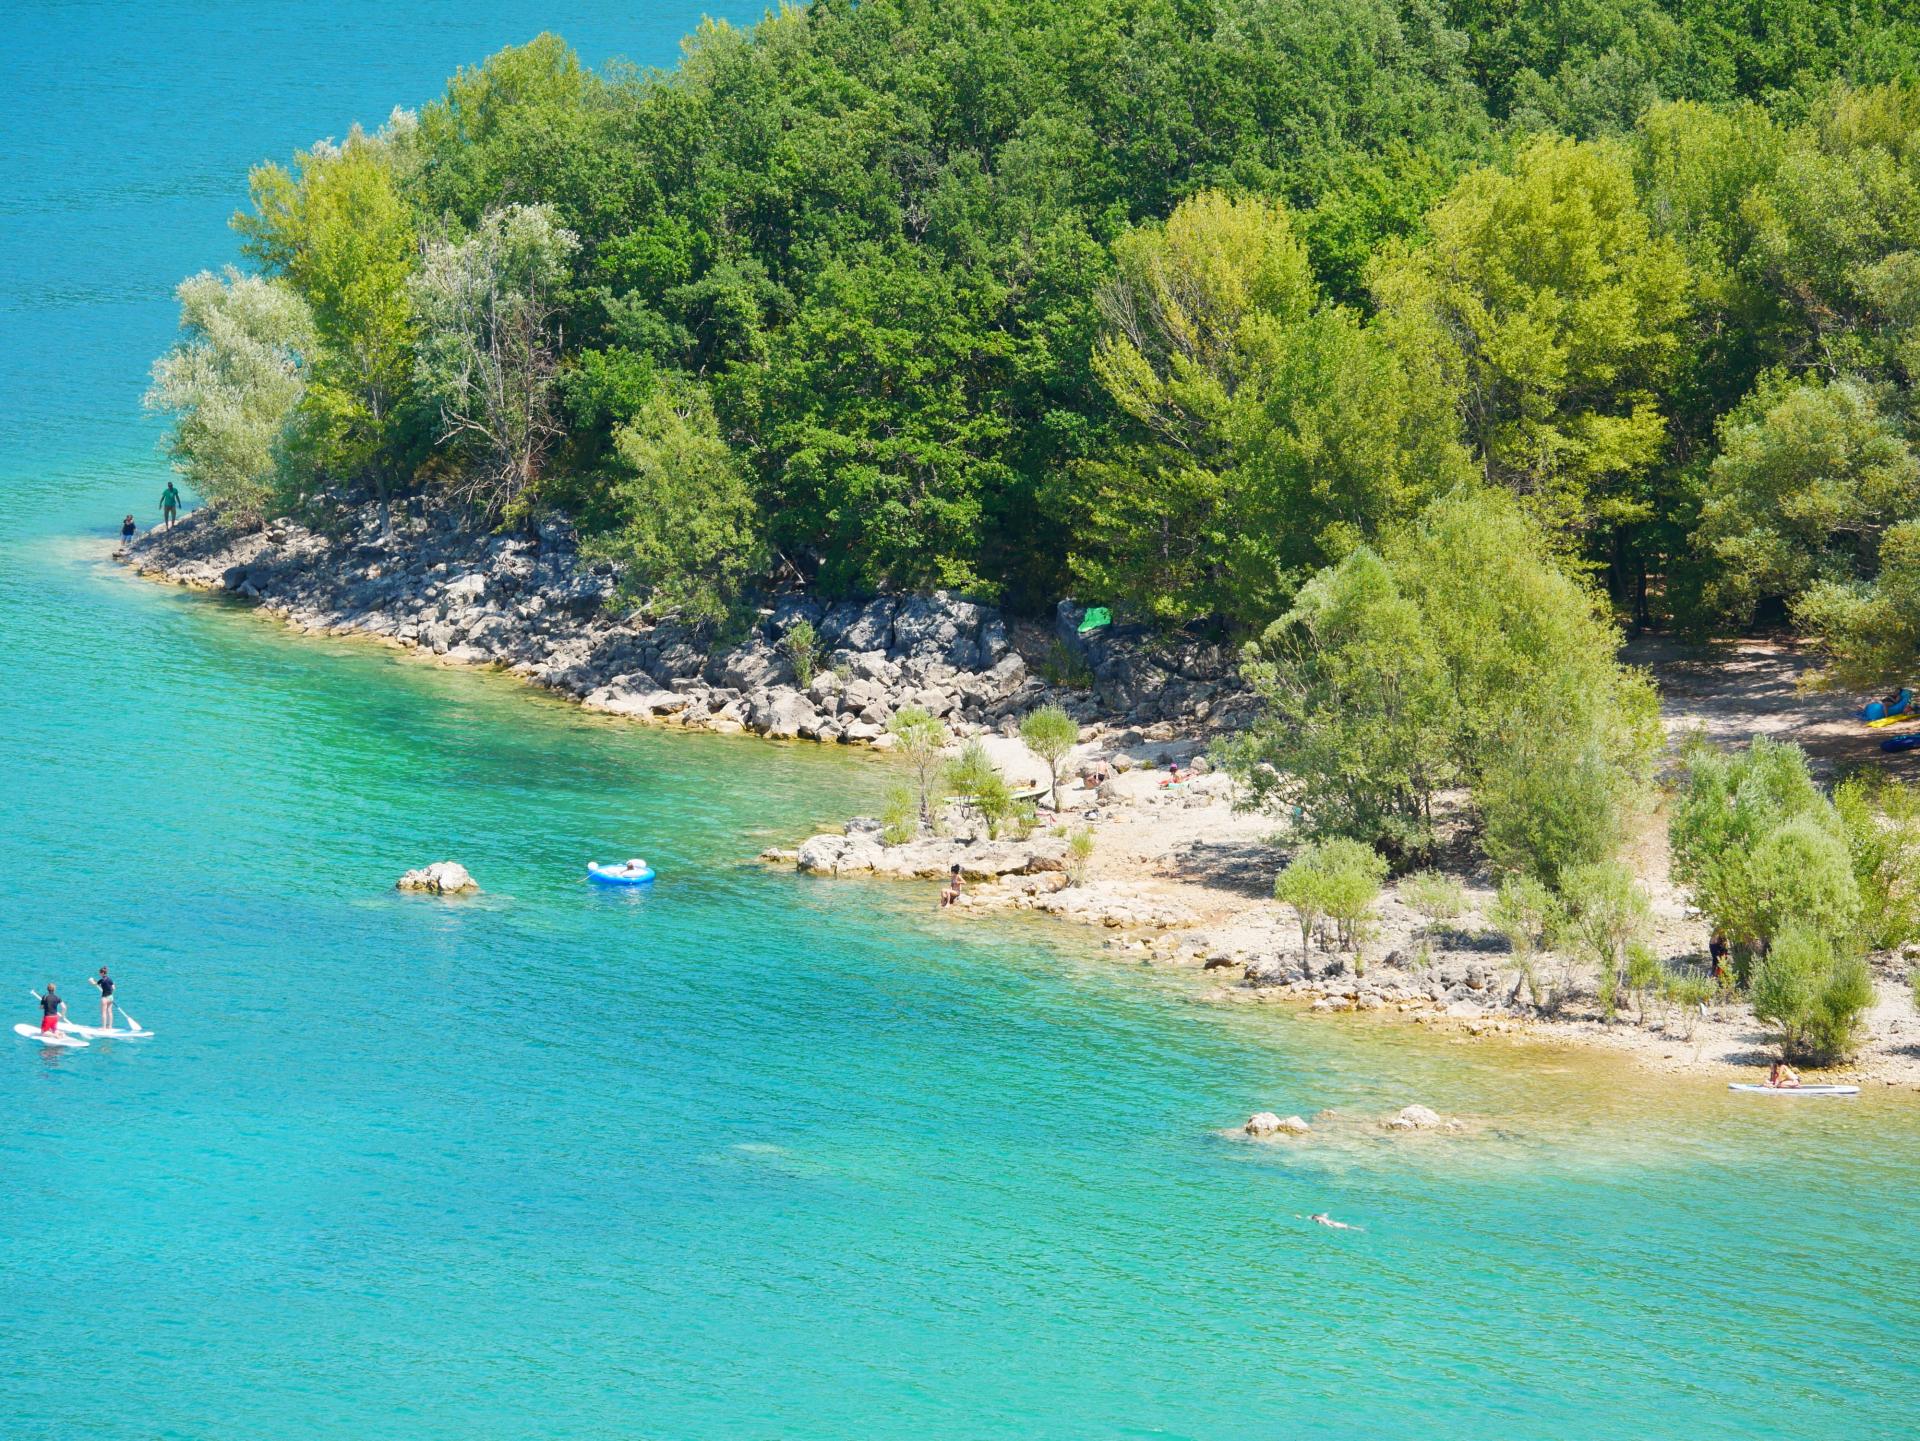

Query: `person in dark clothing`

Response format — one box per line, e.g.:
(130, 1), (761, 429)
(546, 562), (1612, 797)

(1708, 933), (1729, 982)
(89, 967), (114, 1028)
(121, 514), (136, 548)
(38, 984), (64, 1035)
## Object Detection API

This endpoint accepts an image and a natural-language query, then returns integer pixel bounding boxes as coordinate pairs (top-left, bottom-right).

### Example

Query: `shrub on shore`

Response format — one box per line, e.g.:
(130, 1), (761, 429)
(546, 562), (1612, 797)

(1224, 488), (1657, 877)
(1019, 705), (1079, 812)
(1670, 736), (1877, 966)
(887, 707), (949, 827)
(781, 619), (821, 689)
(1274, 839), (1387, 956)
(1556, 861), (1654, 1019)
(1751, 926), (1877, 1063)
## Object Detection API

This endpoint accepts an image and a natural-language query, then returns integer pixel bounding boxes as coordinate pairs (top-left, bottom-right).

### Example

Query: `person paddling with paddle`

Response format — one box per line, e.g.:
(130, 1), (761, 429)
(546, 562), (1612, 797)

(88, 967), (114, 1029)
(38, 984), (65, 1035)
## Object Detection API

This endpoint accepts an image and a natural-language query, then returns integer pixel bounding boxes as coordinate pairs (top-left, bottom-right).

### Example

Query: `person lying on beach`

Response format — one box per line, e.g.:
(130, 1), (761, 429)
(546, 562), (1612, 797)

(1160, 762), (1188, 786)
(1768, 1061), (1801, 1089)
(939, 864), (963, 909)
(1304, 1213), (1359, 1231)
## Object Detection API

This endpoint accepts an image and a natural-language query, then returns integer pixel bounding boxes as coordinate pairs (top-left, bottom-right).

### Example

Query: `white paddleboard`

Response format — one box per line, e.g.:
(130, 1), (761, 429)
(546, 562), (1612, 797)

(58, 1020), (152, 1040)
(14, 1023), (87, 1049)
(1728, 1083), (1859, 1096)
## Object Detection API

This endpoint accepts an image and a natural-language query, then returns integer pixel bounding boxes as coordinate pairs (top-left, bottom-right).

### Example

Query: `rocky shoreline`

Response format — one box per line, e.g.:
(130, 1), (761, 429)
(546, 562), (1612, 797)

(764, 739), (1920, 1090)
(121, 504), (1254, 747)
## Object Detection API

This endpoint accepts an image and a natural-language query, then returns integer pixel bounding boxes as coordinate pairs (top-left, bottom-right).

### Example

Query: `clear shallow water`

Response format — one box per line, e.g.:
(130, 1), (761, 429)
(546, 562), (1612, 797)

(3, 5), (1918, 1438)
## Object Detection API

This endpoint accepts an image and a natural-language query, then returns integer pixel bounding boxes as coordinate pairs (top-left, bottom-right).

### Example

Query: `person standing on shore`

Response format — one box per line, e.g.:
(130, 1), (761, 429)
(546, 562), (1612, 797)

(89, 967), (114, 1029)
(38, 984), (65, 1035)
(160, 481), (180, 528)
(121, 514), (136, 548)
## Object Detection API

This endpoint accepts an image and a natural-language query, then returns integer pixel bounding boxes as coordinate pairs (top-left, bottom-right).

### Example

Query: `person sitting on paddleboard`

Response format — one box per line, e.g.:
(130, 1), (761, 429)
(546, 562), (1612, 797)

(39, 984), (65, 1035)
(1768, 1061), (1801, 1089)
(89, 967), (114, 1028)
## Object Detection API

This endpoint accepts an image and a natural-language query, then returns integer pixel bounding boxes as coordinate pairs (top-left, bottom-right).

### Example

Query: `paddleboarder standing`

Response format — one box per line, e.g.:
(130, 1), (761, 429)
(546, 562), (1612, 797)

(89, 967), (114, 1028)
(38, 984), (64, 1035)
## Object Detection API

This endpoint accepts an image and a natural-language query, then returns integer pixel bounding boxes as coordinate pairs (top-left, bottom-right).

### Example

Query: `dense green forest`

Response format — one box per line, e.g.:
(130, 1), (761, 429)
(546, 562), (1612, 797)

(149, 0), (1920, 683)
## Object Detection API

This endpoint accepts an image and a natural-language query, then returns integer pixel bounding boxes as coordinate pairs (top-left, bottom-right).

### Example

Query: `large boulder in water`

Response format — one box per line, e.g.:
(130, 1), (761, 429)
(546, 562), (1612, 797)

(795, 834), (883, 876)
(1386, 1104), (1443, 1132)
(396, 861), (480, 895)
(1244, 1112), (1311, 1137)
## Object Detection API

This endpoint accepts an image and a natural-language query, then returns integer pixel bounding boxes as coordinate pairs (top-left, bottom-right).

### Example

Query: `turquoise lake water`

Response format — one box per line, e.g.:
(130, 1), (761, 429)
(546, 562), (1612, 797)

(3, 4), (1918, 1436)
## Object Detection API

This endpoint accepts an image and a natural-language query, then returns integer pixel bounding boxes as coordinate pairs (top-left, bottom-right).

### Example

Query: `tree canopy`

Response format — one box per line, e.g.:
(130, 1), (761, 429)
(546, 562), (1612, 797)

(145, 2), (1920, 683)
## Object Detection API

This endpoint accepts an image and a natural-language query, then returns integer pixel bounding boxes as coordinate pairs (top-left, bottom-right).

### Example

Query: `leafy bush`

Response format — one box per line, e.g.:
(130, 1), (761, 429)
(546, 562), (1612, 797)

(1746, 814), (1861, 954)
(887, 707), (949, 826)
(1223, 489), (1656, 874)
(1490, 873), (1558, 1009)
(880, 785), (918, 846)
(1556, 861), (1654, 1018)
(1662, 970), (1715, 1037)
(1065, 827), (1095, 887)
(1274, 839), (1388, 955)
(1751, 926), (1876, 1063)
(1401, 870), (1464, 924)
(1670, 736), (1857, 962)
(781, 619), (821, 690)
(1019, 704), (1079, 811)
(1834, 772), (1920, 952)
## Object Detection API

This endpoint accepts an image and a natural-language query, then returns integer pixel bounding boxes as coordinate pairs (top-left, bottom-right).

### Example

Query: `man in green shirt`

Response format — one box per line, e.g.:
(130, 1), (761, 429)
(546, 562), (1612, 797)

(161, 481), (181, 528)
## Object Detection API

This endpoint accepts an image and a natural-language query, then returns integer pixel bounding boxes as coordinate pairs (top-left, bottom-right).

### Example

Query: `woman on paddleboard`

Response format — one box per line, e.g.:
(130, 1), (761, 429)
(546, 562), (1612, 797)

(39, 984), (65, 1034)
(89, 967), (113, 1028)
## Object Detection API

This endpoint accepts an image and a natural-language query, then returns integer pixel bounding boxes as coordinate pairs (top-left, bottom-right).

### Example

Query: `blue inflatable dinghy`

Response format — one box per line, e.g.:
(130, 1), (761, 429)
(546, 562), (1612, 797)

(588, 860), (656, 886)
(1883, 734), (1920, 753)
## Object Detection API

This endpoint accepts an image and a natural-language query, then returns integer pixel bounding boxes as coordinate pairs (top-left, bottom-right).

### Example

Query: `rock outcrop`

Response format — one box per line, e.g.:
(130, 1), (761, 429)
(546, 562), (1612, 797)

(1244, 1112), (1311, 1137)
(396, 861), (479, 895)
(123, 504), (1248, 747)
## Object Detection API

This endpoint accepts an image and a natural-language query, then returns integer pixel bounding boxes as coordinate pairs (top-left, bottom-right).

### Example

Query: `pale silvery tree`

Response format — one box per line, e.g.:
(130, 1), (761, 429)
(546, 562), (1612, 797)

(411, 204), (579, 520)
(144, 266), (314, 525)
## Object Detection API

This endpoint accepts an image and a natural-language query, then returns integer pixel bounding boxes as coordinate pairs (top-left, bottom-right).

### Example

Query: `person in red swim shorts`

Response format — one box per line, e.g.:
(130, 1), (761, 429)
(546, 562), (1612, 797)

(38, 983), (65, 1034)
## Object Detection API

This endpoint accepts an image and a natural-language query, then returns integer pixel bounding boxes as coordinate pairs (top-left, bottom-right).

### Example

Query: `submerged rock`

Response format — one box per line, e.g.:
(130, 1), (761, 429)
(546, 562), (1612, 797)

(1245, 1112), (1311, 1137)
(396, 861), (479, 895)
(1386, 1104), (1443, 1132)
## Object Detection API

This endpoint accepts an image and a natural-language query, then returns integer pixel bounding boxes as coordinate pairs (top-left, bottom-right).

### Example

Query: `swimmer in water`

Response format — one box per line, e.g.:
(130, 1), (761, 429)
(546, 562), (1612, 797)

(1304, 1212), (1360, 1231)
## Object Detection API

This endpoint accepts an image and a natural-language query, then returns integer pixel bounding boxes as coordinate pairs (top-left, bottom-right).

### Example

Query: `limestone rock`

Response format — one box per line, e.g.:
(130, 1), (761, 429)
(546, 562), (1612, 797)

(1244, 1111), (1310, 1138)
(1387, 1104), (1443, 1132)
(396, 861), (480, 895)
(795, 834), (884, 875)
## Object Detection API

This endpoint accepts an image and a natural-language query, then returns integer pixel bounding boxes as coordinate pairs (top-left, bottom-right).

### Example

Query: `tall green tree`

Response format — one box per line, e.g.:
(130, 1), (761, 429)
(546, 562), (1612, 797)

(236, 125), (421, 510)
(1072, 190), (1467, 631)
(145, 268), (314, 525)
(1375, 135), (1692, 550)
(412, 204), (580, 521)
(584, 381), (765, 625)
